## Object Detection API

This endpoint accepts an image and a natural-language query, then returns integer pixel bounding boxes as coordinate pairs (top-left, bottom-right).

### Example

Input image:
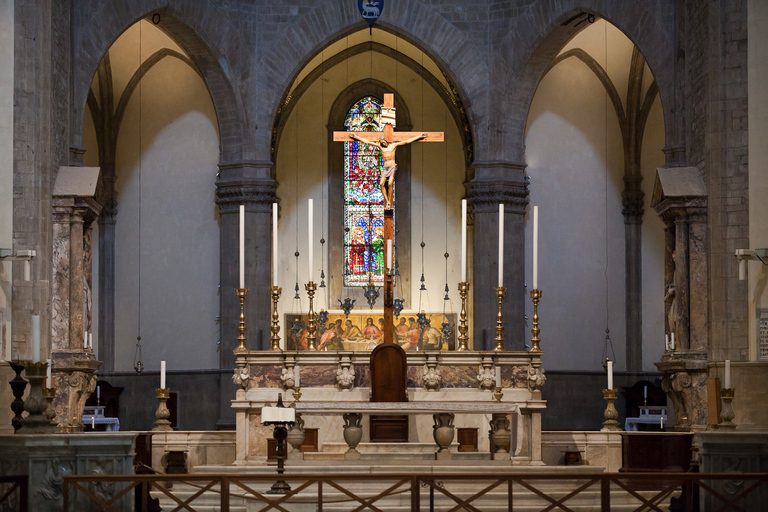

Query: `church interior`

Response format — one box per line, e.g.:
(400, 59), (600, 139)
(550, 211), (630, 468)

(1, 0), (767, 509)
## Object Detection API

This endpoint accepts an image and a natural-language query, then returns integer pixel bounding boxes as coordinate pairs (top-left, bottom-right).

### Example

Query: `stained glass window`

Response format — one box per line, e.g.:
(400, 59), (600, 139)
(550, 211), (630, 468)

(343, 96), (392, 287)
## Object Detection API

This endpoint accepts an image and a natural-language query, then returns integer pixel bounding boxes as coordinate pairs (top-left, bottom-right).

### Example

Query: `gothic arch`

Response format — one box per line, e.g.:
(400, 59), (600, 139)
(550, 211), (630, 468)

(72, 2), (249, 163)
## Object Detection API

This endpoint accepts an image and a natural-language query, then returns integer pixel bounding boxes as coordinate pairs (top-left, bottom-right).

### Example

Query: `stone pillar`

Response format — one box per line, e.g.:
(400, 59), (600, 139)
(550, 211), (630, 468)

(652, 167), (708, 431)
(215, 161), (276, 429)
(97, 171), (117, 371)
(51, 166), (102, 432)
(622, 176), (644, 371)
(468, 162), (529, 351)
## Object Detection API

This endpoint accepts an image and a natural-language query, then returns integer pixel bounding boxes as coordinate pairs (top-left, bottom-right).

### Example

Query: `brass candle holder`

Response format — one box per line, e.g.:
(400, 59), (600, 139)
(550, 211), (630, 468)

(457, 281), (469, 351)
(305, 281), (317, 350)
(292, 387), (302, 402)
(493, 386), (504, 402)
(494, 286), (507, 351)
(234, 288), (248, 353)
(600, 389), (621, 431)
(529, 288), (543, 353)
(270, 285), (282, 351)
(153, 388), (173, 432)
(719, 388), (736, 429)
(20, 361), (53, 433)
(42, 387), (57, 427)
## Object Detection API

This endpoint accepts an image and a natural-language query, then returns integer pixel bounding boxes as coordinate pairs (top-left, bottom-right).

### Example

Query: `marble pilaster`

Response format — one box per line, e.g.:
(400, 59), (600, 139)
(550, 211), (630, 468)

(468, 161), (529, 350)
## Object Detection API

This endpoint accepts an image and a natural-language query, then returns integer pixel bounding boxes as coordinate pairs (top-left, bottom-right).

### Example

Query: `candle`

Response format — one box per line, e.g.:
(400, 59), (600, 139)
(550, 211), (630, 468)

(665, 334), (669, 351)
(31, 315), (40, 363)
(660, 416), (664, 429)
(461, 199), (467, 282)
(495, 366), (501, 388)
(308, 199), (313, 282)
(239, 204), (245, 289)
(160, 360), (166, 389)
(644, 386), (647, 399)
(386, 239), (392, 270)
(89, 332), (93, 350)
(84, 329), (88, 349)
(46, 358), (52, 388)
(725, 359), (731, 389)
(92, 416), (95, 429)
(607, 360), (613, 389)
(272, 203), (278, 287)
(498, 204), (504, 287)
(670, 333), (675, 350)
(97, 385), (100, 400)
(294, 365), (300, 388)
(532, 206), (539, 289)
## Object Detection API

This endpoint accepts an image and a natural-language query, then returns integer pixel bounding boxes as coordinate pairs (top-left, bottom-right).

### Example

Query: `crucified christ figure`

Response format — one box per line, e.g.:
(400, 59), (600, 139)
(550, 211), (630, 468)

(350, 132), (427, 210)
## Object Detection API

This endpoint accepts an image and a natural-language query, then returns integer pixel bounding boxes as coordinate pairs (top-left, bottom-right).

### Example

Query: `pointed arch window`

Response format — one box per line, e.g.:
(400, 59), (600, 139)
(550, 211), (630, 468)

(343, 96), (392, 287)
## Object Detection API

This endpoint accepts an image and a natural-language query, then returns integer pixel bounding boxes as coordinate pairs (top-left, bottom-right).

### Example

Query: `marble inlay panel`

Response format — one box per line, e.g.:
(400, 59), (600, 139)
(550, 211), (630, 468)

(354, 365), (371, 388)
(249, 366), (282, 388)
(248, 413), (272, 458)
(299, 365), (337, 387)
(440, 365), (478, 388)
(51, 222), (70, 351)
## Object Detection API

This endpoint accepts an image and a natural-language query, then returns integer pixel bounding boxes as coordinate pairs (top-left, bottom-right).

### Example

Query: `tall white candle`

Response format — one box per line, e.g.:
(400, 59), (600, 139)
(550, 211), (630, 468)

(495, 366), (501, 388)
(725, 359), (731, 389)
(665, 334), (670, 351)
(498, 204), (504, 287)
(92, 416), (95, 429)
(461, 199), (467, 282)
(160, 360), (167, 389)
(670, 333), (675, 350)
(607, 360), (613, 389)
(239, 204), (245, 289)
(308, 199), (313, 282)
(46, 358), (52, 388)
(31, 315), (40, 363)
(89, 332), (93, 350)
(294, 364), (300, 388)
(272, 203), (278, 287)
(84, 329), (88, 349)
(533, 206), (539, 289)
(386, 239), (392, 270)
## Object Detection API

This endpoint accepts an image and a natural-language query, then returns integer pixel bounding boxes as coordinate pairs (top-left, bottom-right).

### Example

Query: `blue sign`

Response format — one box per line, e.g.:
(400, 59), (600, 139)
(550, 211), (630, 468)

(358, 0), (384, 24)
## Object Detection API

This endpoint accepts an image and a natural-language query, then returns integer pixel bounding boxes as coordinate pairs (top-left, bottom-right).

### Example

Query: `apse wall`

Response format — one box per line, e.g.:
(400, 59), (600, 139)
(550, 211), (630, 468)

(88, 22), (220, 372)
(274, 45), (466, 332)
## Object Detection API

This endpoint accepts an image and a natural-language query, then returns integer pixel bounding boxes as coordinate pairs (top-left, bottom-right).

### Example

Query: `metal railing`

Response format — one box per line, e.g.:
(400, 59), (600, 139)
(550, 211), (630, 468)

(0, 475), (28, 512)
(63, 471), (768, 512)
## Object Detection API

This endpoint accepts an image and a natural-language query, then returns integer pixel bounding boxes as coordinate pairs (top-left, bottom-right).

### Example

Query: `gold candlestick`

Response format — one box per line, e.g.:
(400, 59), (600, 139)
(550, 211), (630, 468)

(493, 386), (504, 402)
(270, 285), (282, 351)
(305, 281), (317, 350)
(600, 389), (621, 431)
(153, 388), (173, 432)
(529, 288), (543, 353)
(42, 387), (57, 427)
(293, 387), (302, 402)
(234, 288), (248, 353)
(494, 286), (507, 351)
(457, 281), (469, 351)
(719, 388), (736, 429)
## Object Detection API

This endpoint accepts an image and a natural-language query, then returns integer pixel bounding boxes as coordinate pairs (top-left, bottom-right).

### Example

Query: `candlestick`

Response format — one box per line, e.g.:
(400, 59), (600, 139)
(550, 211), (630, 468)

(270, 285), (282, 351)
(21, 361), (53, 432)
(493, 386), (503, 402)
(235, 288), (248, 352)
(9, 363), (27, 433)
(153, 388), (172, 432)
(457, 282), (469, 351)
(239, 204), (245, 289)
(273, 203), (279, 287)
(600, 388), (621, 431)
(498, 204), (504, 288)
(160, 360), (166, 389)
(607, 360), (613, 390)
(308, 199), (313, 282)
(532, 206), (539, 289)
(31, 315), (40, 362)
(529, 289), (543, 353)
(461, 199), (467, 282)
(719, 388), (736, 429)
(305, 281), (317, 350)
(494, 286), (506, 351)
(42, 386), (56, 426)
(724, 359), (731, 389)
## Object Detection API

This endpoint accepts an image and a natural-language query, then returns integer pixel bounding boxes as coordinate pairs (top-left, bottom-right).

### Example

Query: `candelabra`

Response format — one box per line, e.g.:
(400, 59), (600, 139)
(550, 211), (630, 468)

(42, 387), (57, 427)
(719, 388), (736, 429)
(529, 289), (543, 353)
(234, 288), (248, 353)
(457, 282), (469, 351)
(494, 286), (507, 351)
(20, 361), (52, 433)
(270, 285), (282, 351)
(153, 388), (173, 432)
(305, 281), (317, 350)
(600, 389), (621, 431)
(9, 363), (27, 433)
(493, 386), (504, 402)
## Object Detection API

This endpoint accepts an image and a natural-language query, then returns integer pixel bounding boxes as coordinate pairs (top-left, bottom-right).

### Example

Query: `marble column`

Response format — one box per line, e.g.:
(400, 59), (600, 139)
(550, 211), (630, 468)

(622, 177), (644, 371)
(51, 184), (102, 432)
(468, 162), (529, 350)
(215, 161), (276, 429)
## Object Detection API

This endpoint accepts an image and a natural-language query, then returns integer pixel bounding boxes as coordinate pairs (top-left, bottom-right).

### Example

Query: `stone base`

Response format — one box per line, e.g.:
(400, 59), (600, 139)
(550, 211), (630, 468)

(0, 433), (136, 512)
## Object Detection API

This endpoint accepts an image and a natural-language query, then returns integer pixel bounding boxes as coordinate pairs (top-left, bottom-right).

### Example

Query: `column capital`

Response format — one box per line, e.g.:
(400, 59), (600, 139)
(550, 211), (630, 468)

(468, 161), (529, 214)
(215, 160), (277, 213)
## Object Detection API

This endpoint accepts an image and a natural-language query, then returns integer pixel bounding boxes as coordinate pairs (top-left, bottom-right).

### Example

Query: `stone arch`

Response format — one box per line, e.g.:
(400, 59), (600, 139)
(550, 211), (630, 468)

(254, 0), (486, 164)
(497, 1), (675, 164)
(72, 2), (249, 162)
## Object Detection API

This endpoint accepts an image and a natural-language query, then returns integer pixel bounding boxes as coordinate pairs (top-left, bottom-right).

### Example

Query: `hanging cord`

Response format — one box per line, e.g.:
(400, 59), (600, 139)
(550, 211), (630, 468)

(319, 48), (327, 299)
(602, 21), (615, 368)
(293, 99), (301, 305)
(134, 20), (144, 374)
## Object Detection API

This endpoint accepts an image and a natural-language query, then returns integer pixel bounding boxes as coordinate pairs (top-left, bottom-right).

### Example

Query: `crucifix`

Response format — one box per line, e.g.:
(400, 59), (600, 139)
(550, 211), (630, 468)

(333, 93), (444, 345)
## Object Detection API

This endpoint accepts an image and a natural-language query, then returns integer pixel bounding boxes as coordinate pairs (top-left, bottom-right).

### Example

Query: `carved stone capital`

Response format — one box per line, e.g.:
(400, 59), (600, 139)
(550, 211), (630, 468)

(215, 160), (277, 213)
(656, 353), (709, 431)
(468, 161), (529, 214)
(51, 353), (100, 432)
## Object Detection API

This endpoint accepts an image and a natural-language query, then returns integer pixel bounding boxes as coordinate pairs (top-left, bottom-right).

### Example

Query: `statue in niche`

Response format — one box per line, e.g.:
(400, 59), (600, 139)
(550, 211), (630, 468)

(665, 250), (679, 336)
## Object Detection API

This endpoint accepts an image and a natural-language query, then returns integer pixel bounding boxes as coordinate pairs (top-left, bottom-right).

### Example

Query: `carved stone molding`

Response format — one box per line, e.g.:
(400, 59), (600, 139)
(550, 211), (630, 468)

(656, 353), (709, 431)
(51, 353), (100, 432)
(336, 355), (355, 391)
(527, 366), (546, 391)
(232, 365), (251, 391)
(215, 160), (276, 213)
(467, 162), (530, 215)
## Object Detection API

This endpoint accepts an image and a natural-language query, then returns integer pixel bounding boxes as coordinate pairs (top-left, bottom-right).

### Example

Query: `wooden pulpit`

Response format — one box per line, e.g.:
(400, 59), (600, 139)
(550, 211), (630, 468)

(369, 342), (408, 442)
